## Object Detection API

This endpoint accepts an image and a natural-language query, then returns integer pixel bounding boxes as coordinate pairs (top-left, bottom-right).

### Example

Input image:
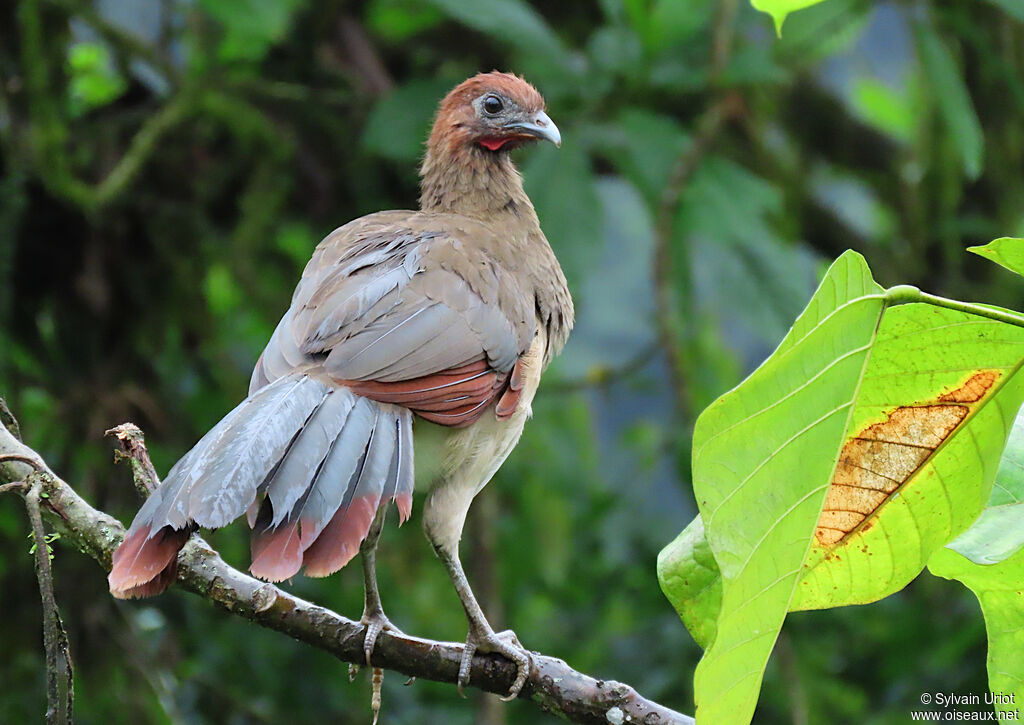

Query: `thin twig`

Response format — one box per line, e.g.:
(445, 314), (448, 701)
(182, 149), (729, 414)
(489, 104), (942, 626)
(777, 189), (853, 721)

(0, 397), (22, 440)
(711, 0), (741, 79)
(0, 423), (694, 725)
(334, 16), (394, 96)
(0, 453), (44, 470)
(0, 480), (29, 495)
(105, 423), (160, 496)
(26, 482), (75, 725)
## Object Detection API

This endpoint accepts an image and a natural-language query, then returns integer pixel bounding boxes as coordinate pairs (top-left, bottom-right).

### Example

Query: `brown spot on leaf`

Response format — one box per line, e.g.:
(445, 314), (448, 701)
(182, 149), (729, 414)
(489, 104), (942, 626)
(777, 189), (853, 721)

(814, 369), (1001, 546)
(938, 370), (1000, 403)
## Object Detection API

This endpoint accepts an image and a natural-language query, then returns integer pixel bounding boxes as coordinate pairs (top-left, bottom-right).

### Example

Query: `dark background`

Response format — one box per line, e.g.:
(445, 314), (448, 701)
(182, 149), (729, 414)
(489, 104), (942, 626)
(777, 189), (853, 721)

(1, 0), (1023, 722)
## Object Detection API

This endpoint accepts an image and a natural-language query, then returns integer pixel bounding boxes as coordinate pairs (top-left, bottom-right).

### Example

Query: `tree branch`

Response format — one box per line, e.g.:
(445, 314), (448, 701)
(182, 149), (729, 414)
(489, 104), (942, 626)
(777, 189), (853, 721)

(0, 422), (694, 725)
(26, 482), (74, 725)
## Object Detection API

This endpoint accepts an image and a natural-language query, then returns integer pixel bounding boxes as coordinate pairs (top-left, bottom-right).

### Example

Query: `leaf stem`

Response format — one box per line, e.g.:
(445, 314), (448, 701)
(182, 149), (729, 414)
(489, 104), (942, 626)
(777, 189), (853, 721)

(886, 285), (1024, 329)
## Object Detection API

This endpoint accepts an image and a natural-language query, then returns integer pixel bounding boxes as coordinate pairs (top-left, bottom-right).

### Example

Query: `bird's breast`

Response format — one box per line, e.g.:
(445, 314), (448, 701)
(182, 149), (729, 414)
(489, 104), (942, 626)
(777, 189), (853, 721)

(413, 326), (547, 497)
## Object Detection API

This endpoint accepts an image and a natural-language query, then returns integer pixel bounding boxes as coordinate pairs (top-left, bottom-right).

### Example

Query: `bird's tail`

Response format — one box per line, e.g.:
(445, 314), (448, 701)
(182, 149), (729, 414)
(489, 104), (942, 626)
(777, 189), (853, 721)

(108, 374), (414, 598)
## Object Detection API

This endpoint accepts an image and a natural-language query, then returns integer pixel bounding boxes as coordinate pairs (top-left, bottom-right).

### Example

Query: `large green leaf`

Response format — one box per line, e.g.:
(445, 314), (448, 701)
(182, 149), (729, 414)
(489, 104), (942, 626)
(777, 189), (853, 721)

(662, 316), (1024, 651)
(792, 306), (1024, 609)
(670, 250), (1024, 723)
(929, 545), (1024, 714)
(691, 250), (885, 724)
(969, 238), (1024, 279)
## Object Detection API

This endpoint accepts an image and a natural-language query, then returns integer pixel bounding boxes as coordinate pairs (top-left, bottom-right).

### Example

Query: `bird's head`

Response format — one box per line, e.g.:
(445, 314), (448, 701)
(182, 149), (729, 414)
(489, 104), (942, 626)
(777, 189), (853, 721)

(428, 71), (561, 156)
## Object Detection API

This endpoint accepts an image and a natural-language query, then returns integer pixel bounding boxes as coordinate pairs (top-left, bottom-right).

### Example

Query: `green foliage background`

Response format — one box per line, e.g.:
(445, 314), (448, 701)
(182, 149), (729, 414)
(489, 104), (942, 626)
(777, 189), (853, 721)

(0, 0), (1022, 723)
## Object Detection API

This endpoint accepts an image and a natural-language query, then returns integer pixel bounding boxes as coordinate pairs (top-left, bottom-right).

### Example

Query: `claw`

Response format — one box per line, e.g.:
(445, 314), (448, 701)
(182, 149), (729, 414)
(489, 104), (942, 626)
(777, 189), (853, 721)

(458, 626), (531, 700)
(457, 637), (477, 698)
(361, 610), (402, 667)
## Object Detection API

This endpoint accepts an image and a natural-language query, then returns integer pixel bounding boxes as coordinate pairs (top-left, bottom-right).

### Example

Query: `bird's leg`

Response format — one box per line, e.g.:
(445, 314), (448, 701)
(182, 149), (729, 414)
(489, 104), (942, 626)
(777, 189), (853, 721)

(436, 544), (531, 701)
(355, 506), (402, 725)
(359, 505), (402, 666)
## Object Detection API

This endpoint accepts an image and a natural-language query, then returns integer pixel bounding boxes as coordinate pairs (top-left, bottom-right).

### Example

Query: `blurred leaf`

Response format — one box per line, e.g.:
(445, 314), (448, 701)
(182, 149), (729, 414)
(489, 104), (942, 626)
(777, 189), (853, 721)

(521, 142), (601, 285)
(603, 109), (689, 203)
(929, 545), (1024, 715)
(969, 237), (1024, 278)
(363, 78), (455, 163)
(916, 25), (984, 180)
(657, 515), (721, 650)
(587, 26), (643, 77)
(684, 157), (819, 354)
(197, 0), (304, 62)
(984, 0), (1024, 22)
(808, 162), (898, 242)
(275, 221), (317, 272)
(772, 0), (870, 65)
(850, 77), (914, 142)
(367, 0), (445, 41)
(66, 42), (127, 116)
(557, 176), (655, 375)
(424, 0), (571, 67)
(204, 264), (242, 315)
(720, 44), (790, 85)
(645, 0), (715, 52)
(751, 0), (830, 35)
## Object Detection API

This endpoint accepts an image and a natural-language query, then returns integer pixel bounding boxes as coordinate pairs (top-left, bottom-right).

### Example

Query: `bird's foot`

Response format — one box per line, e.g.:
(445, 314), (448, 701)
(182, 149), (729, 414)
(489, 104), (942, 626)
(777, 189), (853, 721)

(457, 626), (531, 701)
(361, 608), (403, 666)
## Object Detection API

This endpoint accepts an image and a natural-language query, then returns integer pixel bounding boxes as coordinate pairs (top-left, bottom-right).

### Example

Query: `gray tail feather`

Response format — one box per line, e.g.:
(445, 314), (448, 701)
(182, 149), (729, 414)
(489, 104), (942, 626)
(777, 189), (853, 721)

(109, 373), (415, 595)
(249, 395), (415, 581)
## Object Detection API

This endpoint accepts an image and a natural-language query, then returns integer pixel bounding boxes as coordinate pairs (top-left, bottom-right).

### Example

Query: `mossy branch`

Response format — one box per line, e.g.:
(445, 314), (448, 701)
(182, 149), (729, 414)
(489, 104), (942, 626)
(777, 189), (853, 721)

(0, 417), (693, 725)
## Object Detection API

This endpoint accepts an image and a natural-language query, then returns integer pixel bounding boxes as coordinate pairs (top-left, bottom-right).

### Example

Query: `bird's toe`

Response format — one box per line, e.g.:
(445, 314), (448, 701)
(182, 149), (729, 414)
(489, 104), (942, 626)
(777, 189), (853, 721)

(460, 626), (532, 700)
(361, 610), (402, 666)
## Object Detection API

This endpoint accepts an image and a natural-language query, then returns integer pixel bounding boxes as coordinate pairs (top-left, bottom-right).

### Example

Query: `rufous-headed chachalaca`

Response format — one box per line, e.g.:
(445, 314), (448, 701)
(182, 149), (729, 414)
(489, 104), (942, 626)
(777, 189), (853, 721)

(108, 71), (573, 699)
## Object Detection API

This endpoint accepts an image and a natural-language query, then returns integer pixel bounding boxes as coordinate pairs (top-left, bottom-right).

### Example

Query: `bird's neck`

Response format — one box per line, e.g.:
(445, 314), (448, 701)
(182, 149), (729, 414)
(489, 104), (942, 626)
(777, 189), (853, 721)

(419, 145), (536, 221)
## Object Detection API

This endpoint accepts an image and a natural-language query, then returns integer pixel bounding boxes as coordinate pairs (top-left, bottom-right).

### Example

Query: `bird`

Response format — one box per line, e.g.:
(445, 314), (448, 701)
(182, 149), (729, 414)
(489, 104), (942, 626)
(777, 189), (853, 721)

(107, 71), (573, 700)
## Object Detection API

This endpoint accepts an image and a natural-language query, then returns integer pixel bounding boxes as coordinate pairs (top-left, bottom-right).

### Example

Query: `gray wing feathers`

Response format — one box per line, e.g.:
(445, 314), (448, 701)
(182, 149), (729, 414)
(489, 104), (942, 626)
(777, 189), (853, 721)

(262, 220), (532, 388)
(250, 310), (310, 394)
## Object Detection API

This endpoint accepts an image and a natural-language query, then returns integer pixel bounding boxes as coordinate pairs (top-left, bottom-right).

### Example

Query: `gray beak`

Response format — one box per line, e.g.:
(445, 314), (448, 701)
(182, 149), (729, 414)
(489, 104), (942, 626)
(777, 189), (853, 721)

(504, 110), (562, 147)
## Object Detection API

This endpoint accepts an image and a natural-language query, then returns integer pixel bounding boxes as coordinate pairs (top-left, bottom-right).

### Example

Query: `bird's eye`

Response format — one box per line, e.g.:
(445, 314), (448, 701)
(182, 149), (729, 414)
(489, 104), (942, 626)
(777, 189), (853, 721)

(483, 95), (503, 115)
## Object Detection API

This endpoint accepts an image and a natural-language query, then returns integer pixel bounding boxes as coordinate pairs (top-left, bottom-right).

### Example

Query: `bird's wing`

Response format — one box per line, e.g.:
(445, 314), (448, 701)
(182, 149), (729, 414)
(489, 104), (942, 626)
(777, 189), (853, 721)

(251, 211), (536, 427)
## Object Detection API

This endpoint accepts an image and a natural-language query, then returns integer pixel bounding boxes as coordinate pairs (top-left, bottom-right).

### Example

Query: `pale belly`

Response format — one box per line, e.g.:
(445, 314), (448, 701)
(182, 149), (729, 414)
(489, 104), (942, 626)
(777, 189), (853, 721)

(414, 328), (547, 551)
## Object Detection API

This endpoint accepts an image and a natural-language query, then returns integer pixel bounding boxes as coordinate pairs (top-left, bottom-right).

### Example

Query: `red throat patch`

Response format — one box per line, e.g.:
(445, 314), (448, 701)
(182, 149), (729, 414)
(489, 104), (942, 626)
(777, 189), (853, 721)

(479, 137), (509, 151)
